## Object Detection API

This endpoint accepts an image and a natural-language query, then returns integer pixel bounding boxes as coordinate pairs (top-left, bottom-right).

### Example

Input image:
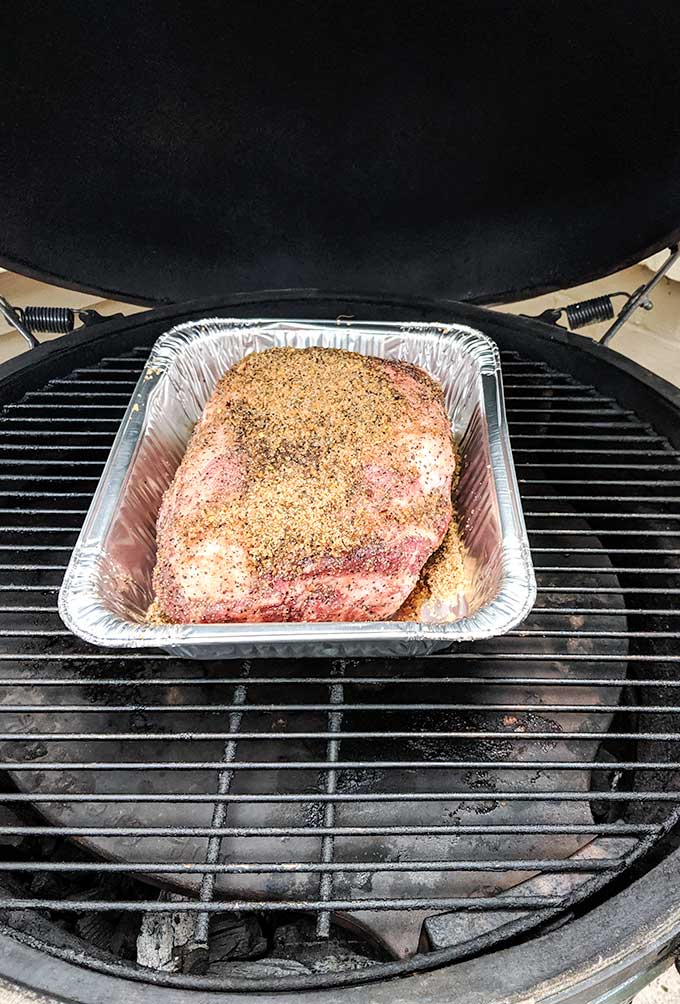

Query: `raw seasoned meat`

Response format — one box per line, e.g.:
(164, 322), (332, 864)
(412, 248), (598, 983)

(152, 347), (455, 623)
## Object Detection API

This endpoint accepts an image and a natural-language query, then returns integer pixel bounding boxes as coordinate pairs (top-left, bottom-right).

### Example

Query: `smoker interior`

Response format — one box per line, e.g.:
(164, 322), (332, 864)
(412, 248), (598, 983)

(0, 295), (679, 999)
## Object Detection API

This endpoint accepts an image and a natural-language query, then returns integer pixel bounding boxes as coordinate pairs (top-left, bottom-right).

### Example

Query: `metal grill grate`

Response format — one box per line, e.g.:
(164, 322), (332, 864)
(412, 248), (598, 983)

(0, 344), (678, 989)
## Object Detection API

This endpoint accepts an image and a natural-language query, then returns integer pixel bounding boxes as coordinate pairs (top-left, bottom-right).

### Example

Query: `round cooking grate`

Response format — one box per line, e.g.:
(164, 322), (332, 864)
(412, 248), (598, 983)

(0, 311), (678, 996)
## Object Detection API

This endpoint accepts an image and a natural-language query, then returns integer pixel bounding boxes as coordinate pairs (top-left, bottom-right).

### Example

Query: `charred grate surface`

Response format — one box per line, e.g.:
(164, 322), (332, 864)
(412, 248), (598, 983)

(0, 345), (678, 991)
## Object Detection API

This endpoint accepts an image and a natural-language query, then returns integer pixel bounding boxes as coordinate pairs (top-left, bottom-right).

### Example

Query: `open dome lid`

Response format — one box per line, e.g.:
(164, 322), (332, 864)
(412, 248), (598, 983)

(1, 3), (680, 306)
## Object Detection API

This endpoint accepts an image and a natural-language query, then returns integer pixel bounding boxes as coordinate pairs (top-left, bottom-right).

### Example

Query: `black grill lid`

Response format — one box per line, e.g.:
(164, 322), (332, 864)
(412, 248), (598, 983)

(1, 3), (680, 306)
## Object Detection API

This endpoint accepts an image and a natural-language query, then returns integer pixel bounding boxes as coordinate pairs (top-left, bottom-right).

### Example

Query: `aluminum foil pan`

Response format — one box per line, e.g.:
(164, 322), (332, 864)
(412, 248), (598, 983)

(59, 319), (535, 659)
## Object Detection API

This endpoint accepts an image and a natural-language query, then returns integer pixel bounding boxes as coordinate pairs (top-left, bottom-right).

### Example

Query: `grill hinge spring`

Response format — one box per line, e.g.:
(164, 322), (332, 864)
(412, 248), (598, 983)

(524, 244), (680, 344)
(0, 299), (111, 348)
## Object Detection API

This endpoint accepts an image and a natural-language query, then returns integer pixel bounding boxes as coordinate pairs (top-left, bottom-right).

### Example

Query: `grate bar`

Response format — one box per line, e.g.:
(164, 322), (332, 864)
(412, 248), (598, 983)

(0, 432), (112, 439)
(0, 606), (58, 613)
(503, 383), (588, 389)
(0, 445), (118, 452)
(0, 759), (677, 774)
(0, 896), (564, 913)
(528, 528), (680, 535)
(0, 508), (87, 515)
(0, 823), (655, 838)
(527, 512), (680, 519)
(5, 404), (127, 412)
(0, 673), (676, 688)
(0, 549), (72, 556)
(530, 606), (680, 614)
(52, 379), (140, 387)
(0, 477), (99, 484)
(0, 652), (676, 663)
(0, 730), (671, 742)
(0, 630), (71, 636)
(188, 682), (247, 971)
(508, 409), (634, 416)
(510, 422), (648, 429)
(514, 448), (680, 455)
(0, 495), (92, 501)
(89, 357), (146, 363)
(522, 479), (680, 487)
(0, 528), (82, 533)
(0, 564), (68, 571)
(8, 625), (680, 638)
(0, 702), (676, 714)
(0, 790), (672, 804)
(0, 460), (105, 467)
(511, 630), (680, 638)
(0, 859), (619, 875)
(531, 548), (680, 554)
(510, 423), (650, 431)
(25, 392), (134, 400)
(74, 367), (143, 374)
(511, 435), (666, 442)
(0, 676), (677, 691)
(526, 497), (680, 504)
(317, 674), (344, 937)
(536, 587), (680, 593)
(0, 418), (122, 425)
(534, 567), (680, 574)
(518, 463), (680, 471)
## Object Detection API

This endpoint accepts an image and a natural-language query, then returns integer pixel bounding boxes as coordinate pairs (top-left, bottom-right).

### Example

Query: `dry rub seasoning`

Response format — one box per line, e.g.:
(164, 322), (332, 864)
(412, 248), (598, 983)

(175, 346), (452, 574)
(149, 346), (467, 622)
